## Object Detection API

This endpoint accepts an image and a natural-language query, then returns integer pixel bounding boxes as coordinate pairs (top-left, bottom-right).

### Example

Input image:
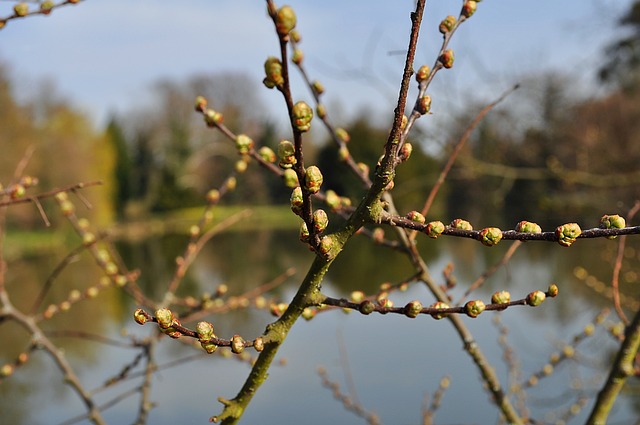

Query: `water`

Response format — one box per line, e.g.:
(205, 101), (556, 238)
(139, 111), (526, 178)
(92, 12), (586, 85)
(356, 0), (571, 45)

(1, 228), (639, 424)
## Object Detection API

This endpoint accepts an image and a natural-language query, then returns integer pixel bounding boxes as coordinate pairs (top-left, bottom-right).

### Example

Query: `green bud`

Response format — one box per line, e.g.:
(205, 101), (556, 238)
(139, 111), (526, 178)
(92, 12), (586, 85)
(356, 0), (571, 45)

(325, 190), (341, 211)
(312, 80), (324, 95)
(515, 220), (542, 234)
(464, 299), (485, 318)
(290, 29), (301, 42)
(225, 176), (237, 191)
(425, 221), (445, 238)
(1, 364), (14, 378)
(275, 5), (296, 36)
(253, 337), (265, 352)
(40, 1), (54, 14)
(133, 309), (148, 325)
(201, 341), (218, 354)
(335, 128), (350, 143)
(59, 200), (75, 217)
(235, 134), (254, 154)
(406, 211), (426, 224)
(235, 159), (248, 173)
(439, 15), (456, 34)
(313, 209), (329, 233)
(357, 162), (370, 176)
(290, 186), (303, 215)
(600, 214), (626, 239)
(258, 146), (276, 163)
(547, 283), (559, 297)
(404, 300), (423, 318)
(526, 290), (546, 307)
(319, 235), (339, 259)
(350, 291), (365, 303)
(359, 300), (376, 315)
(206, 189), (220, 204)
(415, 65), (430, 83)
(283, 168), (299, 189)
(302, 307), (316, 320)
(292, 101), (313, 132)
(479, 227), (502, 246)
(462, 1), (477, 18)
(491, 290), (511, 305)
(196, 321), (215, 342)
(416, 95), (432, 115)
(231, 335), (245, 354)
(316, 103), (327, 119)
(277, 140), (296, 168)
(555, 223), (581, 247)
(399, 142), (413, 161)
(292, 48), (304, 65)
(263, 56), (284, 88)
(430, 301), (450, 320)
(439, 49), (455, 69)
(204, 108), (223, 126)
(299, 221), (310, 242)
(194, 96), (207, 112)
(304, 165), (323, 193)
(338, 146), (350, 161)
(155, 308), (174, 329)
(13, 3), (29, 17)
(450, 218), (473, 231)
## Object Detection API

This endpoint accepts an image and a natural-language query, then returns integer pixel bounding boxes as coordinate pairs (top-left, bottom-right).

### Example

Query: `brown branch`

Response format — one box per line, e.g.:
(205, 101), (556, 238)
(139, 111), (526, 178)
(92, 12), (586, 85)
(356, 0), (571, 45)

(610, 200), (640, 324)
(0, 180), (103, 208)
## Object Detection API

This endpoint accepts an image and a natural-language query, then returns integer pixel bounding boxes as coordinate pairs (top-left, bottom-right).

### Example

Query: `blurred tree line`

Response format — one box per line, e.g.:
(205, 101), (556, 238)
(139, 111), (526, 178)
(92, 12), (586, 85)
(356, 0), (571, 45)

(2, 1), (639, 229)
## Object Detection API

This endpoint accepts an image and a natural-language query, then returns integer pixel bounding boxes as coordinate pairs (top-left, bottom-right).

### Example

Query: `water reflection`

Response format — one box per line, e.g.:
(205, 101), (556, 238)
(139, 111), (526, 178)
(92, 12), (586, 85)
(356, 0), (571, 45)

(1, 228), (639, 424)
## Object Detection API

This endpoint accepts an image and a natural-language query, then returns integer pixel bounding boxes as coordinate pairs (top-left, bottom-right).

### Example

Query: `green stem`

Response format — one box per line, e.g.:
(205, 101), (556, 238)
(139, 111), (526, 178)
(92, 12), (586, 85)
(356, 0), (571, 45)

(586, 306), (640, 424)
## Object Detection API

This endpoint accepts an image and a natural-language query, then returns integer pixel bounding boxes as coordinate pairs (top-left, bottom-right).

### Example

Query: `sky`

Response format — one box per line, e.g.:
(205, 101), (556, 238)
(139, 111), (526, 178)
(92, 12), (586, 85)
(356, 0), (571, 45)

(0, 0), (633, 133)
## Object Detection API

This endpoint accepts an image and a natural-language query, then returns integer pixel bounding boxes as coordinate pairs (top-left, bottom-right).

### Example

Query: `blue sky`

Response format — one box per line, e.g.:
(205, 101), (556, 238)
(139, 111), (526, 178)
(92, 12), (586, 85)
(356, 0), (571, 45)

(0, 0), (632, 131)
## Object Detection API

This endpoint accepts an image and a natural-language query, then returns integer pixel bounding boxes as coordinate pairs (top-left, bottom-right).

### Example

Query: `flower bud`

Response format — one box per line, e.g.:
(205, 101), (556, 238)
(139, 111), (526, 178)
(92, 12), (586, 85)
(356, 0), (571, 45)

(464, 299), (485, 318)
(258, 146), (276, 163)
(462, 1), (477, 18)
(491, 290), (511, 305)
(335, 128), (350, 143)
(399, 142), (413, 161)
(312, 80), (324, 96)
(225, 176), (237, 191)
(600, 214), (626, 239)
(263, 56), (284, 88)
(479, 227), (502, 247)
(319, 235), (339, 259)
(292, 101), (313, 132)
(206, 189), (220, 204)
(277, 140), (296, 168)
(194, 96), (207, 112)
(325, 190), (341, 211)
(292, 48), (304, 65)
(555, 223), (581, 247)
(1, 364), (14, 378)
(204, 109), (223, 126)
(404, 300), (423, 318)
(290, 186), (303, 215)
(526, 290), (546, 306)
(406, 211), (426, 224)
(302, 307), (316, 320)
(430, 301), (450, 320)
(231, 335), (245, 354)
(450, 218), (472, 231)
(276, 5), (296, 36)
(196, 321), (215, 342)
(425, 221), (445, 238)
(283, 169), (299, 189)
(235, 134), (254, 154)
(439, 15), (456, 34)
(290, 29), (301, 42)
(133, 309), (148, 325)
(338, 146), (349, 161)
(40, 1), (55, 14)
(155, 308), (176, 330)
(253, 337), (265, 352)
(359, 300), (376, 315)
(316, 103), (326, 119)
(372, 228), (384, 243)
(235, 159), (248, 173)
(313, 209), (329, 233)
(547, 283), (559, 297)
(515, 220), (542, 234)
(415, 65), (430, 83)
(304, 165), (323, 193)
(299, 221), (310, 242)
(201, 341), (218, 354)
(13, 3), (29, 17)
(357, 162), (370, 176)
(439, 49), (455, 69)
(415, 94), (432, 115)
(350, 291), (365, 303)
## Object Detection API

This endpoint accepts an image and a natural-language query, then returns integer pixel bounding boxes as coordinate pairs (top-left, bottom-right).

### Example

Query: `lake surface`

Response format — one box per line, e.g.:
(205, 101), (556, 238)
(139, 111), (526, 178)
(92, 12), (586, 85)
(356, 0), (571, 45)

(1, 226), (639, 424)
